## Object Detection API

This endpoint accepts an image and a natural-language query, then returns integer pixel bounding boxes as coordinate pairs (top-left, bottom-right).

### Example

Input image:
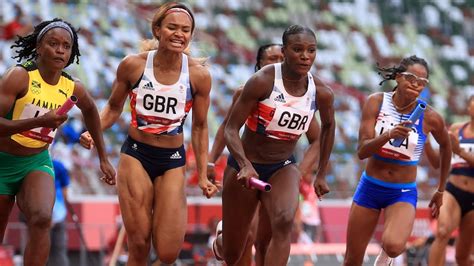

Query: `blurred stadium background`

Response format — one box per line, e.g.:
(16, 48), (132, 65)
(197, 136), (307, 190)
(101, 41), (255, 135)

(0, 0), (473, 265)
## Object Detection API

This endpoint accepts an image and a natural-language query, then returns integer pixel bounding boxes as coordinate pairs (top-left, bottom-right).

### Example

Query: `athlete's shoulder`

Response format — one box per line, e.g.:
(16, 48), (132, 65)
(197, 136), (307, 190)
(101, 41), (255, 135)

(367, 92), (384, 101)
(120, 52), (147, 68)
(311, 74), (333, 99)
(189, 58), (211, 83)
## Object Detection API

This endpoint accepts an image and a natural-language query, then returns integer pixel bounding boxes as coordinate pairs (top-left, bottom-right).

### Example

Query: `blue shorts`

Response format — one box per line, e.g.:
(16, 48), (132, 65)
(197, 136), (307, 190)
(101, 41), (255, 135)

(353, 171), (417, 210)
(227, 155), (296, 183)
(120, 136), (186, 181)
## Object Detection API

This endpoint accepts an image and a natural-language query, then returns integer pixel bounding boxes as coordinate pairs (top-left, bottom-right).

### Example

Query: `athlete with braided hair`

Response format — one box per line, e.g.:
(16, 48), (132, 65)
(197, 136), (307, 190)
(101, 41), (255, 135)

(0, 18), (115, 265)
(343, 55), (451, 266)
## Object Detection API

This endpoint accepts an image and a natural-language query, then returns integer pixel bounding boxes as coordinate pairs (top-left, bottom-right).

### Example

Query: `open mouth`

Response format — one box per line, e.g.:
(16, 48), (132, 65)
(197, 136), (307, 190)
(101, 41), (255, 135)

(170, 39), (185, 48)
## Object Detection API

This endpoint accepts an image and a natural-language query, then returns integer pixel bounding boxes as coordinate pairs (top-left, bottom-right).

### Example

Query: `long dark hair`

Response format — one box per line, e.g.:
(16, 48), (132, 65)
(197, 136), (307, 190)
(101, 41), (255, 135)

(11, 18), (80, 67)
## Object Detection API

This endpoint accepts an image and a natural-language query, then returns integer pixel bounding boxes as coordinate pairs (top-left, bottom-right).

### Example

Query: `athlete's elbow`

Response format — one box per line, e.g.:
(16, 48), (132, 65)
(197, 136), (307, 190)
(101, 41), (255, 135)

(357, 148), (369, 160)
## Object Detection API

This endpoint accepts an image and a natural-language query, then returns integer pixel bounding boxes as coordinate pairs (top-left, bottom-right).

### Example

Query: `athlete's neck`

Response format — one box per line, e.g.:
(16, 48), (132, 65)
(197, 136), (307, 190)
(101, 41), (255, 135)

(392, 91), (417, 113)
(281, 62), (306, 82)
(35, 60), (62, 85)
(154, 49), (181, 72)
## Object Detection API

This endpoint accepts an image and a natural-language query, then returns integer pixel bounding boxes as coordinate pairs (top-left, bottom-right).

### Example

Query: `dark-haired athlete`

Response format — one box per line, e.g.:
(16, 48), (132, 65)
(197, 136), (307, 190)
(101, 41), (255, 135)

(210, 43), (321, 265)
(0, 18), (115, 265)
(214, 25), (335, 265)
(343, 55), (451, 266)
(428, 96), (474, 266)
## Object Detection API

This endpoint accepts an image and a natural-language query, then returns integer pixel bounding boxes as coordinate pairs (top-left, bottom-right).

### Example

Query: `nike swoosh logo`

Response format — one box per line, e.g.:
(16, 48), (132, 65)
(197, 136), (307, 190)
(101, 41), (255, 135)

(401, 189), (411, 192)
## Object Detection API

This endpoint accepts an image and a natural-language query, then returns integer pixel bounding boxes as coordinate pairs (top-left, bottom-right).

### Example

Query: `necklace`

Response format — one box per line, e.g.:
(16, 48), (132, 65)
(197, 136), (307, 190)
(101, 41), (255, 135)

(391, 92), (417, 111)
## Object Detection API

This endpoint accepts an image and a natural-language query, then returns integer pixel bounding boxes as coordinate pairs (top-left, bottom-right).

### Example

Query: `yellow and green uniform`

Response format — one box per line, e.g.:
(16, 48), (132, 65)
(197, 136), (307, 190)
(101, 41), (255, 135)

(10, 61), (75, 147)
(0, 61), (75, 195)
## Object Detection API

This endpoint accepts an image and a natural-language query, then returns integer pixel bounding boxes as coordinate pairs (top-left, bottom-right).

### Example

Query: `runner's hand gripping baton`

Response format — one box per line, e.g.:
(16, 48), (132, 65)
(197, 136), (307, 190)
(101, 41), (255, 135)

(40, 95), (78, 135)
(249, 177), (272, 192)
(391, 102), (426, 147)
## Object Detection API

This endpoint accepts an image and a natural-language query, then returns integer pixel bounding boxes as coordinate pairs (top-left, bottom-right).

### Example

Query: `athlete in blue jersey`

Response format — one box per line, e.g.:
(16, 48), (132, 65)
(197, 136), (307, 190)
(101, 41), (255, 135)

(343, 55), (452, 266)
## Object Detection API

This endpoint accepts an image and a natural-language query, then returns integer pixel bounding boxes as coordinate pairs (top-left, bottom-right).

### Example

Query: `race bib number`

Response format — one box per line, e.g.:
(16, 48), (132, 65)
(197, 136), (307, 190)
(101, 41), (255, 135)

(19, 103), (55, 142)
(375, 114), (419, 160)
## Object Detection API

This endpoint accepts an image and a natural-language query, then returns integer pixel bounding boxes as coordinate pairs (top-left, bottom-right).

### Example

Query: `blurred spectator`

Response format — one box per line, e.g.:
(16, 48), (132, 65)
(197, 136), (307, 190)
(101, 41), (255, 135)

(1, 4), (32, 40)
(299, 180), (323, 243)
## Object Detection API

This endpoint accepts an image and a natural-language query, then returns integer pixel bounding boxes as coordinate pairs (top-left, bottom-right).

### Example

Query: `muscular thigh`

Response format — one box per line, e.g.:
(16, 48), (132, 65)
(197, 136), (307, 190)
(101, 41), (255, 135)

(260, 165), (300, 221)
(382, 202), (416, 244)
(438, 192), (461, 234)
(222, 166), (259, 249)
(152, 166), (187, 234)
(116, 154), (154, 232)
(16, 170), (55, 218)
(456, 211), (474, 255)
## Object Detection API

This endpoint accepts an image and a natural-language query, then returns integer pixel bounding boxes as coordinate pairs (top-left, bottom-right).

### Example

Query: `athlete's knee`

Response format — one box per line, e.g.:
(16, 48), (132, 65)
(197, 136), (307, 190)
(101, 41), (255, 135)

(158, 250), (179, 264)
(127, 232), (151, 257)
(271, 210), (295, 236)
(27, 211), (51, 230)
(435, 223), (452, 241)
(383, 241), (405, 258)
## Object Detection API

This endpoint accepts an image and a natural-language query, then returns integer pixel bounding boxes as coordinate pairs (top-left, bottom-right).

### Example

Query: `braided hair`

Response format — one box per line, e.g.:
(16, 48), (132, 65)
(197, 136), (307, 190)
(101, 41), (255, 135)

(377, 55), (429, 86)
(254, 43), (282, 72)
(11, 18), (80, 67)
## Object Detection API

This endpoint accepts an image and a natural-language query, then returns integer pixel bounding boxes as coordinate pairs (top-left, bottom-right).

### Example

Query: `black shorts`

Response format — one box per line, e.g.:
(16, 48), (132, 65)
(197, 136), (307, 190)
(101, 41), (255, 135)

(120, 136), (186, 181)
(227, 155), (296, 183)
(446, 181), (474, 218)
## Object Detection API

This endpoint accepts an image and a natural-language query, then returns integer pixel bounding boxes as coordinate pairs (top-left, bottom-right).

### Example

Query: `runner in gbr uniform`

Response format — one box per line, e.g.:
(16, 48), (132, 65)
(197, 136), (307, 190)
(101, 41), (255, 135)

(80, 3), (218, 264)
(217, 25), (335, 265)
(429, 96), (474, 266)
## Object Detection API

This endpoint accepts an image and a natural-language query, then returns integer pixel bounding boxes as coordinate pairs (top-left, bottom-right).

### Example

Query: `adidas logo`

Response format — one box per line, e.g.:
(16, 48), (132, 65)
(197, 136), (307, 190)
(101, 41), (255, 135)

(274, 93), (286, 103)
(170, 151), (182, 159)
(283, 160), (292, 166)
(143, 81), (154, 90)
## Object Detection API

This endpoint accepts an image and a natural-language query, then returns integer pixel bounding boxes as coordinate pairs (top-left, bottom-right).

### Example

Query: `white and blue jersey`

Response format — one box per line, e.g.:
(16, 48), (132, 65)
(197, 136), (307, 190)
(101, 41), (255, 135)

(373, 92), (427, 165)
(130, 51), (193, 135)
(451, 123), (474, 177)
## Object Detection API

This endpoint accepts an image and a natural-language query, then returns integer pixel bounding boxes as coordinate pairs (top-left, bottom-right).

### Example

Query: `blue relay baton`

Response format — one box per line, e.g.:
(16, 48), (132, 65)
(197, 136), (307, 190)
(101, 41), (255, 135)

(391, 103), (426, 147)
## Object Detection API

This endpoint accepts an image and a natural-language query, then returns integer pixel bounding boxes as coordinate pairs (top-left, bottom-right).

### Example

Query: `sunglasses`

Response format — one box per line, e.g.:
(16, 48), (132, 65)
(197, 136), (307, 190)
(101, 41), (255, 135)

(400, 72), (429, 86)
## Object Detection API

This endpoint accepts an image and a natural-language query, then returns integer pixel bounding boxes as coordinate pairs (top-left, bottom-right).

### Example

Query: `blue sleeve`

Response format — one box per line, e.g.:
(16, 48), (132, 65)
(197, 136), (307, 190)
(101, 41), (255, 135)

(53, 160), (70, 188)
